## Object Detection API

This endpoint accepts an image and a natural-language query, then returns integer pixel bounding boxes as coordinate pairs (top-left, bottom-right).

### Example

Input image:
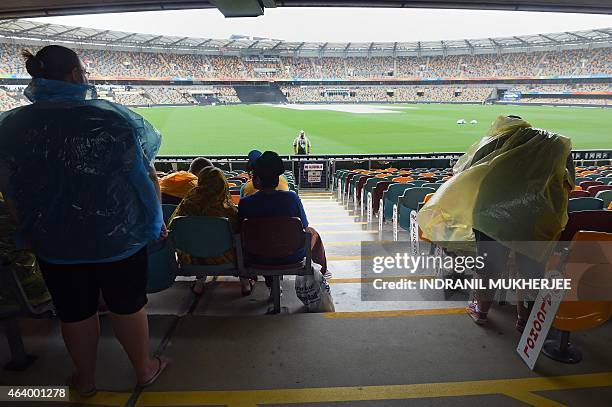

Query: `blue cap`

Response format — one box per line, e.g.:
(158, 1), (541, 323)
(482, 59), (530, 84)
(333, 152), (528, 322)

(247, 150), (262, 165)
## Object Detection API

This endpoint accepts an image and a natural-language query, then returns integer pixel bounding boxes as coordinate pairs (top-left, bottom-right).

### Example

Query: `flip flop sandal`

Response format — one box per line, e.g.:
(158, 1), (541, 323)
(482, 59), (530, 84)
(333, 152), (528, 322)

(138, 356), (167, 388)
(66, 374), (97, 398)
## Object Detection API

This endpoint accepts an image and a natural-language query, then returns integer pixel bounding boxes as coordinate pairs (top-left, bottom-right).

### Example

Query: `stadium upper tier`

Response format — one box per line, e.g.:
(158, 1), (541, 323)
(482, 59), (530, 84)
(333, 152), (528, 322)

(0, 20), (610, 81)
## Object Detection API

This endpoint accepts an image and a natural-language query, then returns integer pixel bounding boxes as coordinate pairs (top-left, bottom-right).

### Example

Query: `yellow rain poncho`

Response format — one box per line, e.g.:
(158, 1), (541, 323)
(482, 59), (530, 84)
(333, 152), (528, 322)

(417, 116), (574, 262)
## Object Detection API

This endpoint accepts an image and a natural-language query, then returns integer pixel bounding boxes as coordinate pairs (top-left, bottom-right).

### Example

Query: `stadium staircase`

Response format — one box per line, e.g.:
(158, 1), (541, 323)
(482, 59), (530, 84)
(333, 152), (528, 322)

(234, 84), (288, 104)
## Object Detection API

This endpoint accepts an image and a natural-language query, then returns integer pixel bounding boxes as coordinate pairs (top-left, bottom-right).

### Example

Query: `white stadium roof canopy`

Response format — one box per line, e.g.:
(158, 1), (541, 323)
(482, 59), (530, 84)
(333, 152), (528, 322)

(0, 19), (610, 57)
(0, 0), (610, 19)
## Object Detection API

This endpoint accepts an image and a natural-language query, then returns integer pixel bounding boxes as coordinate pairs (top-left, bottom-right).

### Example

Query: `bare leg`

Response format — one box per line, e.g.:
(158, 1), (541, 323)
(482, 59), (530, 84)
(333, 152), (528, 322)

(306, 227), (328, 272)
(61, 314), (100, 391)
(109, 308), (167, 384)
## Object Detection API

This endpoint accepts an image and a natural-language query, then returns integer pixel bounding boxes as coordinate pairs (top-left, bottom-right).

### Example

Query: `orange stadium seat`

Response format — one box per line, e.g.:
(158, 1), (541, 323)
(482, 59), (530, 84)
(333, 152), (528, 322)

(543, 231), (612, 363)
(391, 176), (413, 183)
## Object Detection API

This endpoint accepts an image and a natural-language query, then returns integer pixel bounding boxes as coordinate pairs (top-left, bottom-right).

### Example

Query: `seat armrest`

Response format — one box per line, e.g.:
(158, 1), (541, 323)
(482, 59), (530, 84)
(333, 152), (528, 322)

(2, 264), (53, 318)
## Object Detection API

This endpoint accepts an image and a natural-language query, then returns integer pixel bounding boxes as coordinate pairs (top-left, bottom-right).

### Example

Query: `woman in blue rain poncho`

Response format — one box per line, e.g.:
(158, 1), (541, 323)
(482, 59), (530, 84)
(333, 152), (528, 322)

(0, 45), (167, 395)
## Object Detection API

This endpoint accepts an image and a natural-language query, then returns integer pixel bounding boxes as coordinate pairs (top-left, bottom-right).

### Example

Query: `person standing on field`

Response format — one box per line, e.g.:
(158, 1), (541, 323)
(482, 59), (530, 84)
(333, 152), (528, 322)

(293, 130), (312, 155)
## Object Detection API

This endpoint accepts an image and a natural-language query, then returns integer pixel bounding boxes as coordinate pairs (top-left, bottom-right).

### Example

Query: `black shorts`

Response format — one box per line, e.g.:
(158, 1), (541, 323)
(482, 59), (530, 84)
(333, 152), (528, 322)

(38, 247), (148, 323)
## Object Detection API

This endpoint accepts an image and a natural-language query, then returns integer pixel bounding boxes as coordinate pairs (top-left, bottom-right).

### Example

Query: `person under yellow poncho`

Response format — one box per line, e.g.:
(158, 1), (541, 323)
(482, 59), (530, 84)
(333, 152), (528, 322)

(168, 166), (254, 296)
(417, 115), (574, 329)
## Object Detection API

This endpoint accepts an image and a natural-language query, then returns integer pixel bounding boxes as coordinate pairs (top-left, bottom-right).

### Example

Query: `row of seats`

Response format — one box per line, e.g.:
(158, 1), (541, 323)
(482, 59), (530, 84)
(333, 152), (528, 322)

(148, 214), (312, 314)
(333, 167), (451, 237)
(569, 165), (612, 210)
(333, 165), (612, 365)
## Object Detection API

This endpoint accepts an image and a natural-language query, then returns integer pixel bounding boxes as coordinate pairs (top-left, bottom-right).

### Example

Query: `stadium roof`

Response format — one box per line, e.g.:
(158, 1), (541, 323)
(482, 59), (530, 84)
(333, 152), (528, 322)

(0, 19), (610, 57)
(0, 1), (610, 18)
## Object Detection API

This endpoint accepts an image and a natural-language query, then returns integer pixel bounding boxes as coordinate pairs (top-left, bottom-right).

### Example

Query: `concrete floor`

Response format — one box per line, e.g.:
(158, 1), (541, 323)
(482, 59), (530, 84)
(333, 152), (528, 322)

(1, 189), (611, 406)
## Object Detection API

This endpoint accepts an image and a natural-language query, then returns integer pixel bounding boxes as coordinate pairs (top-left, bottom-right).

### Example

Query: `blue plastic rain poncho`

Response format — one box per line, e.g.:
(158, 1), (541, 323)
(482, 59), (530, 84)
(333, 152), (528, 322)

(0, 78), (162, 264)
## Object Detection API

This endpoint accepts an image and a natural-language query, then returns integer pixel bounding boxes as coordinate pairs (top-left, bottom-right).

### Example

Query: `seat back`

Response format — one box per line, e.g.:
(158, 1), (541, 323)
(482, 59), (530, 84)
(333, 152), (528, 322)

(364, 177), (381, 195)
(587, 185), (612, 197)
(391, 176), (413, 183)
(570, 190), (590, 199)
(344, 173), (359, 194)
(372, 181), (393, 214)
(146, 238), (178, 293)
(568, 197), (604, 212)
(397, 187), (436, 230)
(162, 204), (178, 223)
(356, 175), (374, 201)
(426, 182), (444, 191)
(383, 184), (414, 219)
(242, 217), (306, 259)
(560, 210), (612, 241)
(398, 187), (437, 212)
(579, 180), (603, 190)
(172, 216), (235, 258)
(595, 190), (612, 208)
(596, 177), (612, 184)
(554, 231), (612, 332)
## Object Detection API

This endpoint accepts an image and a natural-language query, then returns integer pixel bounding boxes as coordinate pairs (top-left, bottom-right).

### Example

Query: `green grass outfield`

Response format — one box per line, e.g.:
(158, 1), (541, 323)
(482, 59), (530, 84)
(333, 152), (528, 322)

(134, 103), (612, 155)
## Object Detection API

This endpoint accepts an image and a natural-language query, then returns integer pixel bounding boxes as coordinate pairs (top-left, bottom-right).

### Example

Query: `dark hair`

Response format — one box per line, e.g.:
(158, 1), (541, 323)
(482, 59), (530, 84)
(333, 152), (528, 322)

(253, 151), (284, 189)
(189, 157), (214, 175)
(258, 173), (280, 189)
(21, 45), (81, 80)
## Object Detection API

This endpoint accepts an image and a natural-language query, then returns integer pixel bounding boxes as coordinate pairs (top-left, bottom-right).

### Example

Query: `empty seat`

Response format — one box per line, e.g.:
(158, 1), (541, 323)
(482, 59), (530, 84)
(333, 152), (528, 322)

(371, 181), (393, 215)
(559, 210), (612, 242)
(543, 231), (612, 364)
(587, 185), (612, 197)
(397, 187), (436, 231)
(381, 184), (415, 221)
(596, 177), (612, 184)
(579, 180), (603, 190)
(570, 190), (590, 199)
(417, 176), (439, 183)
(568, 197), (604, 212)
(595, 190), (612, 208)
(391, 176), (414, 183)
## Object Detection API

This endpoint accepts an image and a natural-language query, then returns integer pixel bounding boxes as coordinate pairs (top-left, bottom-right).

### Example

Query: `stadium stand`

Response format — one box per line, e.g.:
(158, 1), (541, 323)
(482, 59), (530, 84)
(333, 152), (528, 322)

(1, 0), (612, 402)
(0, 21), (610, 110)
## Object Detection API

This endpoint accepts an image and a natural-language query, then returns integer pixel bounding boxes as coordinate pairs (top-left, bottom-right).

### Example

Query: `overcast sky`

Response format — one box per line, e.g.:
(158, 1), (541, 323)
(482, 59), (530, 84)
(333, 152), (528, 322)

(31, 8), (612, 42)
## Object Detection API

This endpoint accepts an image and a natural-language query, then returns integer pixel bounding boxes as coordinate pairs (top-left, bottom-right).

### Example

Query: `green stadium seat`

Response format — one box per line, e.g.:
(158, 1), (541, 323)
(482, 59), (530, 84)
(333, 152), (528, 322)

(146, 238), (178, 293)
(595, 190), (612, 208)
(381, 184), (414, 222)
(395, 187), (436, 233)
(568, 197), (604, 212)
(575, 177), (592, 184)
(162, 204), (178, 223)
(171, 216), (242, 277)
